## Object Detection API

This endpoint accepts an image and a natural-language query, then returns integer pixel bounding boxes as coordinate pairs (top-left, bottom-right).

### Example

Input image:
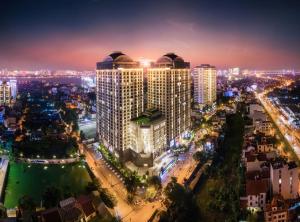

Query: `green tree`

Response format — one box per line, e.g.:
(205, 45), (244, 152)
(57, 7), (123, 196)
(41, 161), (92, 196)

(85, 178), (101, 193)
(147, 175), (162, 189)
(100, 188), (117, 209)
(164, 177), (186, 205)
(124, 172), (140, 194)
(161, 178), (200, 222)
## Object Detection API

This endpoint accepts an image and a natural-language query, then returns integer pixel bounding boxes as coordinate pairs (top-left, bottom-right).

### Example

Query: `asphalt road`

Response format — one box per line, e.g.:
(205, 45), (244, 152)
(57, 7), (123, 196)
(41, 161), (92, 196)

(80, 143), (163, 222)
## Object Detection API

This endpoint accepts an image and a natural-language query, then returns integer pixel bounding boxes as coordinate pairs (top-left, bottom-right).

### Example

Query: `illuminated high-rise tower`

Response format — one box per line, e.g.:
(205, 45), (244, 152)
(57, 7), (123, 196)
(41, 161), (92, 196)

(96, 52), (144, 159)
(147, 53), (191, 146)
(193, 64), (217, 107)
(9, 80), (17, 99)
(0, 80), (17, 105)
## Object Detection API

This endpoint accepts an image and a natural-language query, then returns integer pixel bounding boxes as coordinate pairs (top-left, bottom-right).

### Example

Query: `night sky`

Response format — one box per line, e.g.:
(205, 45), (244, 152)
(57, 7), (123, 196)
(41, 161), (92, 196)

(1, 0), (300, 70)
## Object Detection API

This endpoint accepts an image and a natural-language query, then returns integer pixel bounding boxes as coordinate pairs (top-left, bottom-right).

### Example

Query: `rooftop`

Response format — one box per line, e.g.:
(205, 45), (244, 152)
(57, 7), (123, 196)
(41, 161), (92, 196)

(195, 64), (216, 69)
(97, 51), (139, 69)
(265, 195), (288, 212)
(245, 152), (267, 162)
(246, 170), (270, 180)
(132, 109), (164, 126)
(133, 116), (151, 125)
(77, 195), (95, 217)
(246, 179), (269, 195)
(153, 53), (190, 68)
(40, 207), (63, 222)
(270, 158), (298, 170)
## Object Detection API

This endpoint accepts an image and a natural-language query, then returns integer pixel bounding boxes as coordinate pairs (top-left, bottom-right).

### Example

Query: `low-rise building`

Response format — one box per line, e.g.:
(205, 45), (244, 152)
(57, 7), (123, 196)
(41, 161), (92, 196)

(40, 208), (63, 222)
(246, 179), (269, 211)
(39, 196), (96, 222)
(245, 152), (268, 172)
(252, 111), (268, 122)
(4, 116), (17, 130)
(255, 120), (274, 136)
(76, 195), (96, 222)
(270, 159), (299, 200)
(264, 195), (289, 222)
(249, 103), (264, 116)
(256, 136), (275, 153)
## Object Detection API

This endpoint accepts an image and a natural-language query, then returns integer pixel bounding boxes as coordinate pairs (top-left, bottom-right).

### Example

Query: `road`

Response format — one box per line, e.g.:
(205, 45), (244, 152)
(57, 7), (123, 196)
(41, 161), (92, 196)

(78, 117), (215, 221)
(256, 81), (300, 159)
(80, 143), (163, 222)
(162, 147), (197, 186)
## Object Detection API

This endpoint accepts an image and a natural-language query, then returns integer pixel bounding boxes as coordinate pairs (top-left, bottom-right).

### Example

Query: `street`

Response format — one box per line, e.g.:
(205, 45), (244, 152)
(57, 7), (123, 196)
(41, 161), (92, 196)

(80, 143), (163, 222)
(256, 81), (300, 159)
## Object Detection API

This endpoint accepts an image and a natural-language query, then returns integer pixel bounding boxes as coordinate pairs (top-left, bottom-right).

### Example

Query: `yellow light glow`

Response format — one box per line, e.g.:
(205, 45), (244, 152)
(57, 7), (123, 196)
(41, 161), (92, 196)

(139, 58), (151, 67)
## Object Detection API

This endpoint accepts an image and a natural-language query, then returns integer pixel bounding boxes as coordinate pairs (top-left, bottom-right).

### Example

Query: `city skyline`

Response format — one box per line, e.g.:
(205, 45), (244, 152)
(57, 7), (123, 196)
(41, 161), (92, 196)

(1, 1), (300, 221)
(1, 0), (300, 70)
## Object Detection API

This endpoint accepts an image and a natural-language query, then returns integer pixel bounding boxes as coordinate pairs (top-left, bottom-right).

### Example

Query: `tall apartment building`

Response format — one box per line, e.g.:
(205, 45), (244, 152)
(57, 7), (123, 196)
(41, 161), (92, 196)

(96, 52), (144, 160)
(147, 53), (191, 146)
(270, 160), (299, 199)
(0, 80), (17, 105)
(193, 64), (217, 108)
(9, 80), (17, 99)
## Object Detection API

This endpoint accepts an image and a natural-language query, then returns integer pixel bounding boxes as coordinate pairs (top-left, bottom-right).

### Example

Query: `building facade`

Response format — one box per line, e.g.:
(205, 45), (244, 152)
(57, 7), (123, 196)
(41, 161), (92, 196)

(246, 179), (269, 210)
(255, 120), (274, 136)
(264, 195), (289, 222)
(270, 160), (299, 200)
(192, 64), (217, 107)
(256, 136), (275, 153)
(96, 52), (144, 160)
(0, 80), (17, 105)
(128, 109), (166, 166)
(147, 53), (191, 146)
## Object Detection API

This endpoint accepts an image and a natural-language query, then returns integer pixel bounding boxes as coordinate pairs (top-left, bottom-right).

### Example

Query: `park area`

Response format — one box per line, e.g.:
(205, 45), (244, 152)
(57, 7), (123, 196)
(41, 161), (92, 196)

(4, 162), (92, 208)
(196, 112), (245, 221)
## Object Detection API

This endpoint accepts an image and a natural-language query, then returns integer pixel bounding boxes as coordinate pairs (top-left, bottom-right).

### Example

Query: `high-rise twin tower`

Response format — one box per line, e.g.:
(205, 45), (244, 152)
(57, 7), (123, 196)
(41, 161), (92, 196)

(96, 52), (215, 167)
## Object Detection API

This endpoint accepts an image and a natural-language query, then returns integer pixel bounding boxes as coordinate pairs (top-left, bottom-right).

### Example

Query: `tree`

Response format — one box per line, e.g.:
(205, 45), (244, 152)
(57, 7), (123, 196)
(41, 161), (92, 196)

(147, 175), (162, 189)
(85, 178), (101, 193)
(18, 195), (36, 222)
(164, 177), (186, 205)
(160, 177), (200, 222)
(124, 172), (140, 194)
(80, 130), (86, 141)
(193, 151), (207, 163)
(42, 186), (62, 208)
(100, 188), (117, 209)
(18, 195), (36, 212)
(0, 203), (7, 218)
